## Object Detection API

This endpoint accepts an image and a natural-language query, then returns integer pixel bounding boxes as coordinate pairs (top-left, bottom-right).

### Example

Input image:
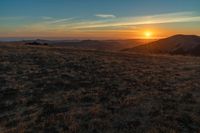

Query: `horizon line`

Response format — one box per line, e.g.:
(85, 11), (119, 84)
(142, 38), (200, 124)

(0, 34), (199, 42)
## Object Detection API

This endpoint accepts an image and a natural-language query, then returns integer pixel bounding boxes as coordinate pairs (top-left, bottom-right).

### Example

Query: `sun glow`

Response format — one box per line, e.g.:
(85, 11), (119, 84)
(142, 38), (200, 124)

(144, 31), (153, 38)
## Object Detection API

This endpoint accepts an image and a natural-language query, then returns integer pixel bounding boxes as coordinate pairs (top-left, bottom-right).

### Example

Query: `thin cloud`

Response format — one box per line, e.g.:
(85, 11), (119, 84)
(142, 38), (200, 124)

(3, 11), (200, 37)
(71, 11), (200, 29)
(27, 11), (199, 32)
(45, 17), (75, 24)
(95, 14), (116, 18)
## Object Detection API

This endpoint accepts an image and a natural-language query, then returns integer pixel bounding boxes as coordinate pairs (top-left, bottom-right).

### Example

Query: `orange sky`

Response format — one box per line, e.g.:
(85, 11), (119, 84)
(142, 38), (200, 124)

(1, 0), (200, 40)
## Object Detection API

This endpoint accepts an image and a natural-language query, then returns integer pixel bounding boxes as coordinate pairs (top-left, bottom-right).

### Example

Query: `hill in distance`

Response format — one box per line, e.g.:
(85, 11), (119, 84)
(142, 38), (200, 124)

(124, 34), (200, 56)
(3, 39), (155, 51)
(56, 39), (155, 51)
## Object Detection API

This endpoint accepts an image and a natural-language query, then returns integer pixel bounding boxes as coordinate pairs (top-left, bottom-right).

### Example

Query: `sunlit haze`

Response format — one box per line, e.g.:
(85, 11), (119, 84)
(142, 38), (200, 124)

(1, 0), (200, 40)
(144, 31), (153, 39)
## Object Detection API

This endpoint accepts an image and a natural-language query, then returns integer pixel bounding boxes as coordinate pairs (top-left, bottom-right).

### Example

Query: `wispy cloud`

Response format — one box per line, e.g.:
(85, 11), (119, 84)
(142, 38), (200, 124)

(95, 14), (116, 18)
(45, 17), (75, 24)
(69, 11), (200, 29)
(2, 11), (200, 38)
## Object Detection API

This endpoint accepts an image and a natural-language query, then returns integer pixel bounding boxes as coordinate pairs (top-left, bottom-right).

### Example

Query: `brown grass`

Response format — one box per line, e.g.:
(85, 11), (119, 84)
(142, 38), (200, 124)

(0, 43), (200, 132)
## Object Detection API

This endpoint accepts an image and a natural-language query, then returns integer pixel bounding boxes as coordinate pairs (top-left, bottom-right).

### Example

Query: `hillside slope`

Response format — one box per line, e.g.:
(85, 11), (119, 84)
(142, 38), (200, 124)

(125, 35), (200, 56)
(0, 43), (200, 132)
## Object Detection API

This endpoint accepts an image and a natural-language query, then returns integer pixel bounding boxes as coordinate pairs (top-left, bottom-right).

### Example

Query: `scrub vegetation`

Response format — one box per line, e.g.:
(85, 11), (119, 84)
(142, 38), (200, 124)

(0, 43), (200, 133)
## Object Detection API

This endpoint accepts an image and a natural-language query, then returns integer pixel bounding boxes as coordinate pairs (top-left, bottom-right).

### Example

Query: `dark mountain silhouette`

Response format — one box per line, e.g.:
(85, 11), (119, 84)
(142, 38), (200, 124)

(15, 39), (153, 51)
(3, 38), (155, 51)
(25, 41), (48, 46)
(53, 39), (155, 51)
(124, 34), (200, 56)
(55, 40), (134, 51)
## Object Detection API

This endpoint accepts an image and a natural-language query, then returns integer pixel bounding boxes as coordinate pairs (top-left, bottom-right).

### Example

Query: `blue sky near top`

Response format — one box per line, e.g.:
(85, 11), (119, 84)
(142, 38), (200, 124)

(0, 0), (200, 39)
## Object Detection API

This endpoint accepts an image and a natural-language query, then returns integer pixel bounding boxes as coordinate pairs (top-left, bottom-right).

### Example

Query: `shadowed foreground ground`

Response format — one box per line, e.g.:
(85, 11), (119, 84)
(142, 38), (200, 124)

(0, 44), (200, 133)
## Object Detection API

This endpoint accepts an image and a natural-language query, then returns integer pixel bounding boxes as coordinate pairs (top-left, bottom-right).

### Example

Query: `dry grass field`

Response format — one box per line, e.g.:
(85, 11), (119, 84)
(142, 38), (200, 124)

(0, 43), (200, 133)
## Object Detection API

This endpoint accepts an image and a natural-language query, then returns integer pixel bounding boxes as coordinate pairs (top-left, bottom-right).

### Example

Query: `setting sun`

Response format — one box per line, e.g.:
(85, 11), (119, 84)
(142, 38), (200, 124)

(144, 31), (153, 38)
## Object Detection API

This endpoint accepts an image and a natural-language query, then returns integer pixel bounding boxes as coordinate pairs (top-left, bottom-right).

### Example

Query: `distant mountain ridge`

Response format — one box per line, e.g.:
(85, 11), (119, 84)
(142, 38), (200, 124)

(55, 39), (148, 51)
(10, 39), (153, 51)
(124, 34), (200, 56)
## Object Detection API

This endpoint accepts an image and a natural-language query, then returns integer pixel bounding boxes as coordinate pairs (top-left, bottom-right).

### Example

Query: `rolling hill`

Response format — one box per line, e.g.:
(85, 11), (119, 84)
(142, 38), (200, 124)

(124, 35), (200, 56)
(3, 39), (154, 51)
(56, 39), (152, 51)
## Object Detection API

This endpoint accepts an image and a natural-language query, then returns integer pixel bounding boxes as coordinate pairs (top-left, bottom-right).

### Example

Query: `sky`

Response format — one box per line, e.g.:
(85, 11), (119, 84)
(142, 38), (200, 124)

(0, 0), (200, 39)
